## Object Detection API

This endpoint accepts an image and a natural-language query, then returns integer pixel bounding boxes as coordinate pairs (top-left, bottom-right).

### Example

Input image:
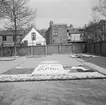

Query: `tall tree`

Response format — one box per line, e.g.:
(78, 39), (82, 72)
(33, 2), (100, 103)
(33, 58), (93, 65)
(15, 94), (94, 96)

(93, 0), (106, 18)
(91, 10), (100, 23)
(93, 0), (106, 41)
(0, 0), (36, 56)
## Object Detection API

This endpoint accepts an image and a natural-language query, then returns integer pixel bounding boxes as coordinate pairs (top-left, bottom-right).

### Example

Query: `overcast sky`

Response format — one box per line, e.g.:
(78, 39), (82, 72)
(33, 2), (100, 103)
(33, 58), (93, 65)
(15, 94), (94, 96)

(28, 0), (99, 29)
(0, 0), (99, 30)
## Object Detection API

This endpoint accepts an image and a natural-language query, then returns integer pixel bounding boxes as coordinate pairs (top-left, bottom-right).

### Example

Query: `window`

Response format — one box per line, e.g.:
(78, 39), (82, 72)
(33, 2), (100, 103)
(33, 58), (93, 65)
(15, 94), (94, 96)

(2, 36), (7, 41)
(53, 40), (55, 42)
(67, 30), (69, 32)
(53, 29), (58, 36)
(36, 43), (41, 45)
(31, 32), (36, 40)
(68, 33), (71, 39)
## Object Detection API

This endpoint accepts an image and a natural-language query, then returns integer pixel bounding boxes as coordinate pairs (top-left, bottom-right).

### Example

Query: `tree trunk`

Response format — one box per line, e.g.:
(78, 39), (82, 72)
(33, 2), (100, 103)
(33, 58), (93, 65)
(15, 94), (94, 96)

(14, 19), (17, 57)
(13, 0), (17, 57)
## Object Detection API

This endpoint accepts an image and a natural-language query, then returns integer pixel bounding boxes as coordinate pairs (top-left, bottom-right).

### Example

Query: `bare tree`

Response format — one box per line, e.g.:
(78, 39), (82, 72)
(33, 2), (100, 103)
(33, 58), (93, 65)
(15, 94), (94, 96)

(91, 10), (100, 23)
(0, 0), (36, 56)
(93, 0), (106, 18)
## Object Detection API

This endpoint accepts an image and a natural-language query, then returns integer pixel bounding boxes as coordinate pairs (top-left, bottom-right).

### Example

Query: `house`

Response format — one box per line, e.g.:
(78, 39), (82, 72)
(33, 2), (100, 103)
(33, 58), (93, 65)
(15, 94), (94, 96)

(0, 30), (23, 46)
(46, 21), (67, 45)
(67, 27), (84, 43)
(38, 29), (46, 38)
(46, 21), (84, 45)
(22, 27), (46, 46)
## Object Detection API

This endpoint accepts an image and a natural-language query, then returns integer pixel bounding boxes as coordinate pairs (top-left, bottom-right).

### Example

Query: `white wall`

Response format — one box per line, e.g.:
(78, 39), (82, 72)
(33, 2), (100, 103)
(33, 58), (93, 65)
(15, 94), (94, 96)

(22, 28), (46, 46)
(71, 34), (81, 41)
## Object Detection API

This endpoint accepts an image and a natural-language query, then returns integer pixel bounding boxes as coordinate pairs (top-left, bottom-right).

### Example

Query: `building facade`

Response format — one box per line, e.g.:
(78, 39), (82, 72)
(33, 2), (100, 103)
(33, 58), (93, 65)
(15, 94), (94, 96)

(22, 28), (46, 46)
(0, 30), (23, 46)
(46, 21), (84, 45)
(46, 21), (67, 44)
(67, 27), (84, 43)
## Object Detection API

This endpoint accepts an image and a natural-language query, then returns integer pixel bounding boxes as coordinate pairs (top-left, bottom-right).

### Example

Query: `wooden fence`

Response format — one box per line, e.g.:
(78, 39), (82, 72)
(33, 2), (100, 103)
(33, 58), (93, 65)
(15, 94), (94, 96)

(0, 43), (85, 56)
(84, 41), (106, 56)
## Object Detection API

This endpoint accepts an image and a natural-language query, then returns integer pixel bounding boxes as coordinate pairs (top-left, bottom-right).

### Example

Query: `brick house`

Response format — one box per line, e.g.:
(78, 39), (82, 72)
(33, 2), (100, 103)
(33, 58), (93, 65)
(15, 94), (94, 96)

(0, 30), (23, 46)
(46, 21), (67, 44)
(46, 21), (84, 45)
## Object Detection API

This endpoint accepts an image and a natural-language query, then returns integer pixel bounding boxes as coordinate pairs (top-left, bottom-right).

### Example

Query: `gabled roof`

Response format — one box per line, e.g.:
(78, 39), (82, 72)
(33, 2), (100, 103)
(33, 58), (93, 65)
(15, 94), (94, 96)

(21, 27), (33, 39)
(21, 27), (46, 39)
(22, 27), (45, 41)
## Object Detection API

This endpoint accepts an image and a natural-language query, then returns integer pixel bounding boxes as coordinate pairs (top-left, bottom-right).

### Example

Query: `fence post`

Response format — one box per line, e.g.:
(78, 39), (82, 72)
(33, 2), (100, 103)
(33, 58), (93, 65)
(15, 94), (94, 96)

(30, 46), (31, 55)
(45, 45), (47, 55)
(61, 44), (62, 54)
(88, 43), (90, 54)
(94, 42), (95, 54)
(45, 45), (48, 55)
(44, 45), (45, 55)
(58, 45), (59, 54)
(72, 43), (73, 53)
(100, 41), (102, 55)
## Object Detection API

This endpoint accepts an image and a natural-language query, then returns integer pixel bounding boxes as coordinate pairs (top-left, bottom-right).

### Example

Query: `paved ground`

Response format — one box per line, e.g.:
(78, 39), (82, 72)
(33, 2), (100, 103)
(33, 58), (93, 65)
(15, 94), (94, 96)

(0, 54), (82, 74)
(0, 79), (106, 105)
(0, 57), (27, 74)
(0, 54), (106, 105)
(80, 56), (106, 69)
(75, 56), (106, 75)
(16, 54), (82, 68)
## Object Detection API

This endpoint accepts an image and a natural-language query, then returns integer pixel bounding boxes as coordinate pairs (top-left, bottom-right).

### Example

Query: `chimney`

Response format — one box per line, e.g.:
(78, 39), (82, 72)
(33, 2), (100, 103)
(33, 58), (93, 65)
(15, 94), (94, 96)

(49, 21), (54, 26)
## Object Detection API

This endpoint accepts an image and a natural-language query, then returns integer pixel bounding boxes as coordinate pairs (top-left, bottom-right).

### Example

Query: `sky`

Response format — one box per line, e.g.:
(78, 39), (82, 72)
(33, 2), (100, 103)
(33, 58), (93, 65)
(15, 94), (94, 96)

(0, 0), (99, 30)
(28, 0), (99, 29)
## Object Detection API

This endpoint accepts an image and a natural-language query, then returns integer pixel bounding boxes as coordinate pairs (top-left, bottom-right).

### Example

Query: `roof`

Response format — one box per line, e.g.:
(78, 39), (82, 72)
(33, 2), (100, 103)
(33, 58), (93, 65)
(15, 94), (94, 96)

(99, 20), (106, 23)
(21, 27), (45, 41)
(0, 30), (24, 36)
(51, 24), (67, 30)
(67, 28), (81, 34)
(37, 29), (46, 38)
(54, 24), (67, 26)
(21, 27), (32, 39)
(53, 24), (67, 27)
(21, 26), (46, 39)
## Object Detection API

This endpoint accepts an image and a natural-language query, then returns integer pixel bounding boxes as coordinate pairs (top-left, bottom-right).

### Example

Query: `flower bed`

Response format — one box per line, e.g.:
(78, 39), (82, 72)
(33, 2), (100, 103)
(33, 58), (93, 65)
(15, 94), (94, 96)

(0, 72), (106, 82)
(0, 64), (105, 82)
(69, 54), (96, 58)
